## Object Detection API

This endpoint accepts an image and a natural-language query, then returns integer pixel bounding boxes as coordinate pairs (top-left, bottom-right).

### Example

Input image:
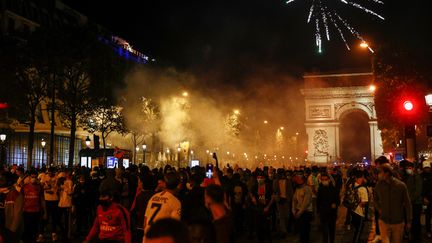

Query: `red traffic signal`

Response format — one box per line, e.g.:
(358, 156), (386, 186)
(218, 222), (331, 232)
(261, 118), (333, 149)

(0, 103), (8, 109)
(403, 100), (414, 111)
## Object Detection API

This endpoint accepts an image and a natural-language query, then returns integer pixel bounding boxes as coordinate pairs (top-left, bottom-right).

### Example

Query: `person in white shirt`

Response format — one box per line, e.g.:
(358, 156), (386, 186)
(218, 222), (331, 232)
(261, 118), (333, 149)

(39, 167), (60, 241)
(292, 174), (314, 243)
(143, 172), (181, 242)
(58, 171), (73, 241)
(350, 170), (369, 243)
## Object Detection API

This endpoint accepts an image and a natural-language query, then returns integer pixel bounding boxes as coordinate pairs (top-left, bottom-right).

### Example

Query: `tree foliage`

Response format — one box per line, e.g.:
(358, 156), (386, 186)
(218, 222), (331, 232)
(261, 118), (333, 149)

(374, 46), (432, 151)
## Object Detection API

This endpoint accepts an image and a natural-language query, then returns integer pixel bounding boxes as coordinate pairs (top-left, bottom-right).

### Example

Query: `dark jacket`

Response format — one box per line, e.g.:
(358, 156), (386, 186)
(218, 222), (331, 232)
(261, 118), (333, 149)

(316, 183), (340, 218)
(273, 177), (294, 203)
(422, 172), (432, 201)
(374, 177), (412, 224)
(403, 173), (423, 205)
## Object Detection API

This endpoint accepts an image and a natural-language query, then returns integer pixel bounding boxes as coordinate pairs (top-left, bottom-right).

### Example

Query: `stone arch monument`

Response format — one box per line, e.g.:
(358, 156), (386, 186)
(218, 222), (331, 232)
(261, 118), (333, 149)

(301, 72), (383, 163)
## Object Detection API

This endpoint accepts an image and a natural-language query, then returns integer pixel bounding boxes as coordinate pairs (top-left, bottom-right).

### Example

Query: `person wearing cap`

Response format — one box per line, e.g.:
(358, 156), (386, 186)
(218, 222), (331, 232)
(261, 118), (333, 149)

(401, 161), (422, 241)
(375, 163), (412, 243)
(422, 159), (432, 238)
(292, 174), (313, 243)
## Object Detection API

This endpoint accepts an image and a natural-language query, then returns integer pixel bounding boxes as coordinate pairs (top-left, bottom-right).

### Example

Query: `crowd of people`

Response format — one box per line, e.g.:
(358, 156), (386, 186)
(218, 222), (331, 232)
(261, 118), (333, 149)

(0, 155), (432, 243)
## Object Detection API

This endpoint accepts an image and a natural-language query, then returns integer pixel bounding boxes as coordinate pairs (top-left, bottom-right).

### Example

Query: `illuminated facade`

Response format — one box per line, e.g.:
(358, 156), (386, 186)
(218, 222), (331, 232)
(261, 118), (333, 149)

(0, 0), (150, 168)
(302, 72), (383, 163)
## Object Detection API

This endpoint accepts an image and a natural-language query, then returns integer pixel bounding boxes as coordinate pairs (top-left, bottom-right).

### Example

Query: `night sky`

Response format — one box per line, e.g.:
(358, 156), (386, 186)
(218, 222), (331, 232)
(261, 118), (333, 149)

(64, 0), (431, 85)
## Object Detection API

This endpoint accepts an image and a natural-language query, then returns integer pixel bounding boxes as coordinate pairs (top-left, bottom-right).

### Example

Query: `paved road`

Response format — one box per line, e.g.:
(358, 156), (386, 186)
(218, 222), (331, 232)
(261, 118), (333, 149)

(235, 206), (430, 243)
(40, 206), (430, 242)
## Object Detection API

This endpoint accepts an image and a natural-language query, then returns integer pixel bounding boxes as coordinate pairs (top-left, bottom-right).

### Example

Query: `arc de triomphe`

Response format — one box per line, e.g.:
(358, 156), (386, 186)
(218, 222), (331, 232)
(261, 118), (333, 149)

(302, 72), (383, 163)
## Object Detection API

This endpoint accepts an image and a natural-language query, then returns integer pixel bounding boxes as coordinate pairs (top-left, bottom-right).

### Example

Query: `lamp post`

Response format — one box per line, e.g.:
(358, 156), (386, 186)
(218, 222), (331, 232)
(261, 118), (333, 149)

(135, 146), (139, 164)
(0, 133), (6, 168)
(166, 148), (170, 164)
(85, 136), (91, 167)
(41, 139), (46, 168)
(206, 150), (210, 163)
(142, 144), (147, 165)
(425, 94), (432, 149)
(85, 136), (91, 147)
(177, 146), (181, 168)
(359, 41), (375, 74)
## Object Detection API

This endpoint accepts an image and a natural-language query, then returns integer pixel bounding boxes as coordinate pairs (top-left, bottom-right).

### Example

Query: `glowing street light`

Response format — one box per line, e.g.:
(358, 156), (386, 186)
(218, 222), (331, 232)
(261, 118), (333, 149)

(359, 41), (374, 53)
(142, 144), (147, 164)
(369, 84), (376, 92)
(182, 91), (189, 97)
(234, 109), (240, 115)
(264, 120), (268, 124)
(177, 146), (181, 168)
(85, 136), (91, 147)
(41, 139), (46, 167)
(280, 126), (284, 130)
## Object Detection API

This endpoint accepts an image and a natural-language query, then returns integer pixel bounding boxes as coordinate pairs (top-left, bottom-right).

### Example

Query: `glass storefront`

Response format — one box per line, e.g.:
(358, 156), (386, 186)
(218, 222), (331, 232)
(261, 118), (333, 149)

(6, 132), (82, 168)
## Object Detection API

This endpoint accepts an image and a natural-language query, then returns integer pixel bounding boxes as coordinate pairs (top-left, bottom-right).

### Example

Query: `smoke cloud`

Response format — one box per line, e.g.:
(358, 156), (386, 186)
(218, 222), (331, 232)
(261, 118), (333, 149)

(113, 65), (306, 168)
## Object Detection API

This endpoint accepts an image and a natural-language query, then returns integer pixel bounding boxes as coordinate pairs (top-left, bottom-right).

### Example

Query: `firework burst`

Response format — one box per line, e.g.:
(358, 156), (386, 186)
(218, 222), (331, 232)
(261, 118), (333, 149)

(285, 0), (384, 53)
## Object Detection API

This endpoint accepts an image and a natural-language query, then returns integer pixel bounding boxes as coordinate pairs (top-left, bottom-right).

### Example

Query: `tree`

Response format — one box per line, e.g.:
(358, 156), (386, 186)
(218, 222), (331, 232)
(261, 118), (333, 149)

(374, 46), (431, 151)
(0, 37), (50, 168)
(123, 97), (161, 164)
(56, 26), (129, 167)
(79, 103), (125, 150)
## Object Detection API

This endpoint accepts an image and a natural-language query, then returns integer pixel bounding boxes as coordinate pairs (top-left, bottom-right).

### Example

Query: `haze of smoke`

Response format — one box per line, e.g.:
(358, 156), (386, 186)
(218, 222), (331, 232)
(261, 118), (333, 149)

(115, 65), (306, 168)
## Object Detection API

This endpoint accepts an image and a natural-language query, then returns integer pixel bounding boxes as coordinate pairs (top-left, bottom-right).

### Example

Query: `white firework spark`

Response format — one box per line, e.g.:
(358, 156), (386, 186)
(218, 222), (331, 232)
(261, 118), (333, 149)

(286, 0), (384, 52)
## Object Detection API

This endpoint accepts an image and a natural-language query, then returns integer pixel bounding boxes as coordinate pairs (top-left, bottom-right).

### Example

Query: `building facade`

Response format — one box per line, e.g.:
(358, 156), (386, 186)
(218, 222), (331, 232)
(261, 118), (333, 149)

(0, 0), (149, 168)
(302, 72), (383, 164)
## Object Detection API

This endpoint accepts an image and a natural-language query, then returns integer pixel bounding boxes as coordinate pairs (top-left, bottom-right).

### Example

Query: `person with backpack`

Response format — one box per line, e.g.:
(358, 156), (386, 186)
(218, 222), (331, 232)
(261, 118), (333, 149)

(343, 170), (368, 243)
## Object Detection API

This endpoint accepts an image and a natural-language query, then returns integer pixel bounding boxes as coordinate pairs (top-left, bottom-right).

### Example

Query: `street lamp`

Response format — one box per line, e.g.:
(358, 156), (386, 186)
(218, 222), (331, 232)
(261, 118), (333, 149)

(85, 136), (91, 147)
(41, 139), (46, 167)
(142, 144), (147, 164)
(0, 133), (6, 168)
(206, 149), (210, 163)
(166, 148), (170, 163)
(359, 41), (374, 53)
(135, 146), (139, 164)
(177, 146), (181, 168)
